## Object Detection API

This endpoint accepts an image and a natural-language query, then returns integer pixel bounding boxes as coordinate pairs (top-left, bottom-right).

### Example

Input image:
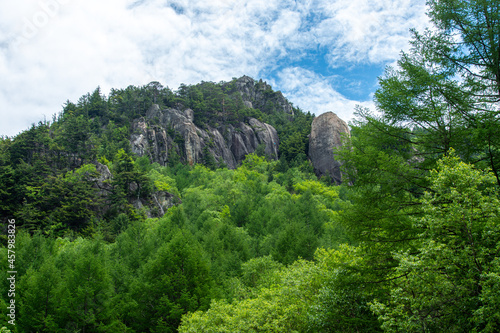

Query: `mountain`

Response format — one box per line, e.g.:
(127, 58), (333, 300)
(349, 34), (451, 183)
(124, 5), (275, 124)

(0, 76), (353, 332)
(128, 76), (349, 180)
(0, 75), (349, 232)
(3, 3), (500, 330)
(126, 76), (294, 169)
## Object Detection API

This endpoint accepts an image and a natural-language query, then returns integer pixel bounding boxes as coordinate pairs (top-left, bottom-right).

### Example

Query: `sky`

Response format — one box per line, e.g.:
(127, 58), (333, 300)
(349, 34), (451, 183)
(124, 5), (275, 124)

(0, 0), (430, 137)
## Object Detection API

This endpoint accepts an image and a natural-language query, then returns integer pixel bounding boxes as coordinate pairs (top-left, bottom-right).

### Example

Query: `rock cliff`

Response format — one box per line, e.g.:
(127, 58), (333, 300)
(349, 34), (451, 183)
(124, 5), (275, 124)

(129, 76), (350, 184)
(130, 104), (279, 169)
(308, 112), (350, 184)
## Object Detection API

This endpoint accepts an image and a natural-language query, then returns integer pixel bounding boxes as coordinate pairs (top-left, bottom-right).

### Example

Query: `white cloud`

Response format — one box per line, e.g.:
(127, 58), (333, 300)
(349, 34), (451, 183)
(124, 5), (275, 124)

(313, 0), (428, 65)
(0, 0), (428, 137)
(271, 67), (374, 123)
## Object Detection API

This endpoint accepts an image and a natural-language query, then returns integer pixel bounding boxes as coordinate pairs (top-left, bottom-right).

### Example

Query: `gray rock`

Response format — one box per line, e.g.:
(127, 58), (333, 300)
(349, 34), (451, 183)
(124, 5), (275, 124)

(131, 104), (280, 169)
(230, 122), (258, 163)
(146, 103), (161, 119)
(93, 159), (178, 218)
(93, 162), (113, 196)
(184, 108), (194, 121)
(130, 117), (172, 166)
(248, 118), (279, 159)
(207, 126), (237, 169)
(133, 191), (176, 218)
(308, 112), (350, 184)
(156, 107), (207, 166)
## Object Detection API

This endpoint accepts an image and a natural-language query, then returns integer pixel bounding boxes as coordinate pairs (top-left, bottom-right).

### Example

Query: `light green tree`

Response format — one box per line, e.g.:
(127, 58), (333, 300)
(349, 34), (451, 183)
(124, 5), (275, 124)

(371, 152), (500, 332)
(179, 258), (320, 333)
(18, 258), (61, 332)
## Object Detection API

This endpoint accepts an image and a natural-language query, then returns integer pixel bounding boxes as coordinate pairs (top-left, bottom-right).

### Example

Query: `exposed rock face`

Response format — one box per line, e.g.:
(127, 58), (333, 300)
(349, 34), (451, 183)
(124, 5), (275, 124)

(308, 112), (350, 184)
(132, 191), (176, 218)
(130, 104), (279, 169)
(248, 118), (279, 158)
(130, 117), (172, 166)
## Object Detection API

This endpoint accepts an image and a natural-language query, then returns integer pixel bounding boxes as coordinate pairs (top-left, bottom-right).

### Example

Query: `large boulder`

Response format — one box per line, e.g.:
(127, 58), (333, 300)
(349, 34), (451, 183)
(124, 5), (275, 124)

(308, 112), (350, 184)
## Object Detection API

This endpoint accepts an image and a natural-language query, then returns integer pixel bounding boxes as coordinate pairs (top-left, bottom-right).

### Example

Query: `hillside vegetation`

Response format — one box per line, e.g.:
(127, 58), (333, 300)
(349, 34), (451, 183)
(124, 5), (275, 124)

(2, 0), (500, 332)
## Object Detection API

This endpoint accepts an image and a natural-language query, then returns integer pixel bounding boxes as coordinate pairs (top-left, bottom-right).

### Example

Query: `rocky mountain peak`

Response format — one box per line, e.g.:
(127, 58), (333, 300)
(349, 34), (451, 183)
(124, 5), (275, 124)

(133, 77), (350, 182)
(230, 76), (294, 116)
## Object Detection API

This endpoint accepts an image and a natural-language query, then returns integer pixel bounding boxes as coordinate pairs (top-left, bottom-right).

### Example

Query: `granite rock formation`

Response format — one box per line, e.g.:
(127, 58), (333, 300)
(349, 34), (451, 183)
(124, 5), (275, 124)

(308, 112), (350, 184)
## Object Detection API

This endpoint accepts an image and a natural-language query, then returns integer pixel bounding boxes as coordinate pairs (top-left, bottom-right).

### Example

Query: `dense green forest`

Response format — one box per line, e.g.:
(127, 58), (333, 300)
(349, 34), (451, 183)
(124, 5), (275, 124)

(2, 0), (500, 332)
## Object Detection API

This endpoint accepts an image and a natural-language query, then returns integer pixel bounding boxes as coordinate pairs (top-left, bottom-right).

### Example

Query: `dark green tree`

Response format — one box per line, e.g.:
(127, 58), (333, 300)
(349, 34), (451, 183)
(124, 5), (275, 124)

(109, 149), (152, 218)
(0, 140), (17, 222)
(56, 113), (93, 166)
(88, 86), (107, 118)
(17, 164), (101, 235)
(374, 0), (500, 182)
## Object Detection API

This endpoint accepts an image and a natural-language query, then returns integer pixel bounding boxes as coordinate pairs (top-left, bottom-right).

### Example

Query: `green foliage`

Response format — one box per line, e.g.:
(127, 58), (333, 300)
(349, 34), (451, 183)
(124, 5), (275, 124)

(326, 2), (500, 332)
(1, 75), (315, 234)
(0, 233), (126, 332)
(308, 246), (381, 333)
(337, 1), (500, 308)
(132, 229), (213, 332)
(4, 23), (500, 330)
(17, 164), (101, 235)
(148, 168), (180, 197)
(371, 152), (500, 332)
(179, 246), (382, 333)
(0, 73), (339, 333)
(202, 145), (218, 171)
(55, 239), (115, 332)
(10, 50), (494, 333)
(174, 80), (262, 128)
(373, 0), (500, 182)
(279, 128), (309, 164)
(179, 258), (320, 333)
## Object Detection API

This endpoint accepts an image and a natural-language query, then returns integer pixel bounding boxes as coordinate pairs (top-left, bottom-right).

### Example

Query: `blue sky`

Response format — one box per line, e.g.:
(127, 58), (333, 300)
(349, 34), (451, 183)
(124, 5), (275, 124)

(0, 0), (429, 137)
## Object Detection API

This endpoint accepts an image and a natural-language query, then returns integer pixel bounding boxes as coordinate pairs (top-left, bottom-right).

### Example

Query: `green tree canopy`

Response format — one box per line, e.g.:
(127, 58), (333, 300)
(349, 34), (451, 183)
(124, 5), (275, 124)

(371, 152), (500, 332)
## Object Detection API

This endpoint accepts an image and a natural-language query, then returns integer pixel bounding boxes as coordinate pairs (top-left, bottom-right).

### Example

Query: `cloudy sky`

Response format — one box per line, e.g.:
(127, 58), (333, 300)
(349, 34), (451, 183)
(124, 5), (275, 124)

(0, 0), (429, 137)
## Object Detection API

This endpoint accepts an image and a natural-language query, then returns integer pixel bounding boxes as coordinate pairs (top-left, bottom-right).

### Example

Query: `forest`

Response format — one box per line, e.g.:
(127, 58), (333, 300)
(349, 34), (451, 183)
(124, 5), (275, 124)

(2, 0), (500, 332)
